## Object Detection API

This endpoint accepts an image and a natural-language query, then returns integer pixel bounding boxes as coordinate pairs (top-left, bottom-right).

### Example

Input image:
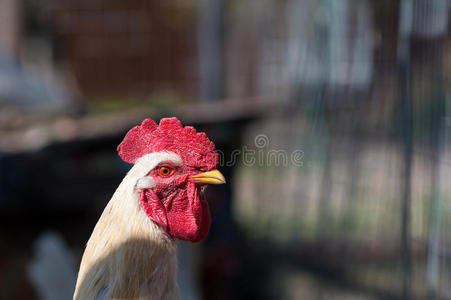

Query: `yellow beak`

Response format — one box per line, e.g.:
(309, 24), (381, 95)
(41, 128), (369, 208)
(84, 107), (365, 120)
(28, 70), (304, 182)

(190, 169), (226, 185)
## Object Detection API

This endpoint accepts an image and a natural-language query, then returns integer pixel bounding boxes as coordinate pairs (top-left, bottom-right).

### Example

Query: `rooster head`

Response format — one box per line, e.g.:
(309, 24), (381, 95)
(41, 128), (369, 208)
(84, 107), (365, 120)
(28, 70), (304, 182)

(117, 117), (225, 242)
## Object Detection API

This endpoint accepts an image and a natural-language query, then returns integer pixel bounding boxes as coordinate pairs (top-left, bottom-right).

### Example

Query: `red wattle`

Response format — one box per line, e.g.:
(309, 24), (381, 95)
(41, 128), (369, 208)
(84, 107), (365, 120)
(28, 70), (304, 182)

(140, 182), (211, 242)
(140, 189), (169, 232)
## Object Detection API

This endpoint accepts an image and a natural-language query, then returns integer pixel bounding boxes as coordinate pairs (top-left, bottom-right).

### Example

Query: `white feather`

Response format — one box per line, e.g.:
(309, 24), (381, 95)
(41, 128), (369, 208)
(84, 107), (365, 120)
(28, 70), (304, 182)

(74, 151), (183, 300)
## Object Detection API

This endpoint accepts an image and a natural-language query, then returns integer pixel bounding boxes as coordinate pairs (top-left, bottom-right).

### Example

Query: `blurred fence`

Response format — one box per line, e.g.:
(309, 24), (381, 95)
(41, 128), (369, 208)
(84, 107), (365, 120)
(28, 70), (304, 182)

(218, 0), (451, 299)
(1, 0), (451, 299)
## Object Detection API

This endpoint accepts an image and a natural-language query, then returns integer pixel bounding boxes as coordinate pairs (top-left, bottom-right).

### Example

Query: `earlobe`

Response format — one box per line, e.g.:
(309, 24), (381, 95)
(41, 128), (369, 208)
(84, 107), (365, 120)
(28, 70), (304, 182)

(136, 176), (155, 190)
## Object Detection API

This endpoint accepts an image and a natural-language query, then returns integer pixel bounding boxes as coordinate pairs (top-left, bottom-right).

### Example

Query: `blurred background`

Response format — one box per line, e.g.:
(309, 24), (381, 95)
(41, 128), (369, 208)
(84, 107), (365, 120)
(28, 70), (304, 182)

(0, 0), (451, 299)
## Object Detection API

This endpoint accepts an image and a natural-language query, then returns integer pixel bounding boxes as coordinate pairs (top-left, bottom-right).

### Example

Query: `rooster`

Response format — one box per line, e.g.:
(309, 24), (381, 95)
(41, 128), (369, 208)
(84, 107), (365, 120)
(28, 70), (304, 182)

(73, 117), (225, 300)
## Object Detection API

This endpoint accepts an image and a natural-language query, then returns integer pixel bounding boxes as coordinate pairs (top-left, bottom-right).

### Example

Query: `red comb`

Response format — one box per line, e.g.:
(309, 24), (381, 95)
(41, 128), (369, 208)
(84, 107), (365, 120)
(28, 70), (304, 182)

(117, 117), (218, 170)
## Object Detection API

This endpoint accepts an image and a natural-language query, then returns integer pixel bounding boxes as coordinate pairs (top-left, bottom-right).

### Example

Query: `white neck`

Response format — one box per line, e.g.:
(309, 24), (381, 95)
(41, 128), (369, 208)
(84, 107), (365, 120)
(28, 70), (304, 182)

(74, 152), (182, 300)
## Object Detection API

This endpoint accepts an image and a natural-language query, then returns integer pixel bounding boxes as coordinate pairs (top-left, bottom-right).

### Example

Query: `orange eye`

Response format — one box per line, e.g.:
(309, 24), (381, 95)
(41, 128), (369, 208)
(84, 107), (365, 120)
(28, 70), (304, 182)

(159, 167), (172, 177)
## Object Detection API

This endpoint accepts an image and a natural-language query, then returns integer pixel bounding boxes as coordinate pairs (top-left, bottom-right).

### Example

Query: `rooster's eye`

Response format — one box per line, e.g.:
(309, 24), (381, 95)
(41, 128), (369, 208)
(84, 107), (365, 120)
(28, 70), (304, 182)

(159, 167), (173, 177)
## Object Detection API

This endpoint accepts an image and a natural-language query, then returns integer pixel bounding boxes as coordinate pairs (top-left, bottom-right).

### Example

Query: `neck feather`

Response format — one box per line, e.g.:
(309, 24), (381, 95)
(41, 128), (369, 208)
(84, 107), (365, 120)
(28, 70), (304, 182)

(74, 152), (182, 300)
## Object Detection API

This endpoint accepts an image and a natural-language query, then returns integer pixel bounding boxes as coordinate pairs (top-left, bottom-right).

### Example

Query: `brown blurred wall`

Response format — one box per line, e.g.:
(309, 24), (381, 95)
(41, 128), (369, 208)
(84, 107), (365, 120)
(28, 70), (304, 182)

(46, 1), (198, 100)
(0, 0), (21, 57)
